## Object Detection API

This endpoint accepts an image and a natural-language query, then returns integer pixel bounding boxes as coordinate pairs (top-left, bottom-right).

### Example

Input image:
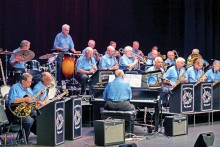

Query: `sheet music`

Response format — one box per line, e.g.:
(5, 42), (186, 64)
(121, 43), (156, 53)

(108, 74), (142, 87)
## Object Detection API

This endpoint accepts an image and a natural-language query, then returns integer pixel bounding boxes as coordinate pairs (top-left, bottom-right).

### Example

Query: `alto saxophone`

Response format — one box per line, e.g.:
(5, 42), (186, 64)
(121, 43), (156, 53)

(213, 78), (220, 87)
(194, 71), (205, 86)
(175, 70), (186, 86)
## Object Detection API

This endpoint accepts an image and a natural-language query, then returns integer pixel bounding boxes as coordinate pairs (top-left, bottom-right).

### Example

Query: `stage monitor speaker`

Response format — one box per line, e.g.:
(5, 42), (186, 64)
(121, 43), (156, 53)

(94, 119), (125, 146)
(164, 115), (188, 136)
(194, 132), (214, 147)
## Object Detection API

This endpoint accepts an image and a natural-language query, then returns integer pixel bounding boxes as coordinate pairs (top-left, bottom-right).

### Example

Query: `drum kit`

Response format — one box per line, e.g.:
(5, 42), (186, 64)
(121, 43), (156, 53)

(0, 48), (83, 100)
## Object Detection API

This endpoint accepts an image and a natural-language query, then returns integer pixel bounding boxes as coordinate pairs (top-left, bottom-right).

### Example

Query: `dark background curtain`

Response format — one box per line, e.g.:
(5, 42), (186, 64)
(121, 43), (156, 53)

(0, 0), (220, 67)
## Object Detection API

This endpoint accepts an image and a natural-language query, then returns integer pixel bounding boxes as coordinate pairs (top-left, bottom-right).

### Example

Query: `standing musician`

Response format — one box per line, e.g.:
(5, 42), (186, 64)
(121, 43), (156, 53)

(32, 72), (53, 107)
(9, 40), (31, 71)
(145, 57), (164, 86)
(202, 60), (220, 82)
(164, 51), (175, 67)
(99, 46), (119, 70)
(7, 73), (34, 142)
(75, 47), (97, 95)
(103, 70), (135, 111)
(53, 24), (81, 86)
(161, 57), (186, 107)
(183, 58), (204, 83)
(119, 46), (138, 70)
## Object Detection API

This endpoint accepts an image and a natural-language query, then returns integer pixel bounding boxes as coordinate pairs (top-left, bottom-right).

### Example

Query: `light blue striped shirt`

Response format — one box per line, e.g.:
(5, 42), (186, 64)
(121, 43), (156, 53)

(119, 54), (135, 70)
(205, 68), (220, 82)
(53, 32), (74, 52)
(99, 54), (116, 69)
(76, 56), (97, 71)
(184, 66), (203, 83)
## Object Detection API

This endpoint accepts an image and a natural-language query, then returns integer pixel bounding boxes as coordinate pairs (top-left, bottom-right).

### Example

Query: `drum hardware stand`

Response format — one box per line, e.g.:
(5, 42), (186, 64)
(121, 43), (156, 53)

(4, 50), (9, 83)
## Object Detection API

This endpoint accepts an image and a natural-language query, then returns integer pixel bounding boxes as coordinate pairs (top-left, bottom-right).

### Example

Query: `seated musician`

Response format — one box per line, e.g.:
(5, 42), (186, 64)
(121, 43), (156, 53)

(145, 49), (159, 66)
(132, 41), (144, 57)
(82, 40), (100, 63)
(7, 73), (34, 142)
(109, 41), (121, 63)
(164, 51), (175, 67)
(183, 58), (204, 83)
(103, 70), (135, 111)
(75, 47), (98, 95)
(32, 72), (53, 107)
(202, 60), (220, 83)
(99, 46), (119, 70)
(145, 57), (164, 86)
(9, 40), (31, 71)
(147, 45), (158, 59)
(161, 57), (186, 107)
(192, 48), (209, 67)
(119, 46), (138, 70)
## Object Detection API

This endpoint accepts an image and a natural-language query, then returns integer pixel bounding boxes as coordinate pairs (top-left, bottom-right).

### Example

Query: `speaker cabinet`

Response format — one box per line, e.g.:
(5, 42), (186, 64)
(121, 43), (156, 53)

(94, 119), (125, 146)
(164, 115), (188, 136)
(194, 132), (214, 147)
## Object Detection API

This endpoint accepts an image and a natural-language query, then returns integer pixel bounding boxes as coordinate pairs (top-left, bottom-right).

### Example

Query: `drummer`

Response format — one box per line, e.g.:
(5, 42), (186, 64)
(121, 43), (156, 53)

(9, 40), (31, 71)
(53, 24), (81, 86)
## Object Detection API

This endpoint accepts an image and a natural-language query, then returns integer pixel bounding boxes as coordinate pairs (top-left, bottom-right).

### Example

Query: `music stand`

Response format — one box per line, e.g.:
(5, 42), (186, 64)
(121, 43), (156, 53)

(153, 79), (169, 137)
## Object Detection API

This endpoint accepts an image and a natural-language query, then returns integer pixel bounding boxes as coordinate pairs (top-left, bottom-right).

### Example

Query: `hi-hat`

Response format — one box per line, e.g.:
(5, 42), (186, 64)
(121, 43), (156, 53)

(39, 53), (60, 59)
(14, 50), (35, 61)
(0, 50), (13, 55)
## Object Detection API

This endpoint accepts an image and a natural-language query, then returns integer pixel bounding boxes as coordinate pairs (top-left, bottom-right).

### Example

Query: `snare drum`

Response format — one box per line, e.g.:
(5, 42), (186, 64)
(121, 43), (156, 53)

(48, 76), (58, 99)
(62, 53), (75, 78)
(26, 60), (41, 76)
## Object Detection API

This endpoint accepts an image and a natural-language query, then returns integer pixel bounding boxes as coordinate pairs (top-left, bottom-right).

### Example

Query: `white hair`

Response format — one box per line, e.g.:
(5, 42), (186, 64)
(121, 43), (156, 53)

(124, 46), (132, 53)
(176, 57), (185, 63)
(62, 24), (70, 29)
(155, 56), (163, 62)
(107, 46), (115, 51)
(85, 47), (93, 55)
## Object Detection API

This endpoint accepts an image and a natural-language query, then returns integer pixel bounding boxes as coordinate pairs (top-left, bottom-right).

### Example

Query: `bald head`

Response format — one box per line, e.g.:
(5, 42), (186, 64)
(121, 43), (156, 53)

(192, 49), (200, 55)
(88, 40), (95, 48)
(115, 70), (124, 78)
(42, 72), (53, 86)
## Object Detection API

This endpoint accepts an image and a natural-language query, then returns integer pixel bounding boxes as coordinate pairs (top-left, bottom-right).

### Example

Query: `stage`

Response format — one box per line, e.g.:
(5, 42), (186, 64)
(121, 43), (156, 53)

(3, 122), (220, 147)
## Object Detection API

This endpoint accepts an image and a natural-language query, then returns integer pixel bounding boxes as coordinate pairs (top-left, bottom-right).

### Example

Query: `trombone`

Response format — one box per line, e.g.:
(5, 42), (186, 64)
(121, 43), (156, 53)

(119, 48), (147, 63)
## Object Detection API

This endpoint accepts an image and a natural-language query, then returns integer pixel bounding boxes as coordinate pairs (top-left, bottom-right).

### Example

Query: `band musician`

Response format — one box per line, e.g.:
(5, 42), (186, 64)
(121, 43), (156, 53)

(103, 70), (135, 111)
(53, 24), (81, 86)
(119, 46), (138, 70)
(7, 73), (35, 142)
(145, 49), (159, 66)
(164, 51), (175, 67)
(183, 58), (204, 83)
(75, 47), (97, 95)
(145, 57), (164, 87)
(99, 46), (119, 70)
(202, 60), (220, 83)
(161, 57), (186, 107)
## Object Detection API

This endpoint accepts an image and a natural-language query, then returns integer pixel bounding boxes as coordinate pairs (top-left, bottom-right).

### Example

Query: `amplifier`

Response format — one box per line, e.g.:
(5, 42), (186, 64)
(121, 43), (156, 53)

(94, 119), (125, 146)
(164, 115), (188, 136)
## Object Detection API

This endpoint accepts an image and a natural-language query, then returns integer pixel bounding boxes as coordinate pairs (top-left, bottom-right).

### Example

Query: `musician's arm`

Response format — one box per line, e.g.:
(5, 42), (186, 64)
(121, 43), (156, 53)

(13, 97), (32, 103)
(70, 48), (81, 54)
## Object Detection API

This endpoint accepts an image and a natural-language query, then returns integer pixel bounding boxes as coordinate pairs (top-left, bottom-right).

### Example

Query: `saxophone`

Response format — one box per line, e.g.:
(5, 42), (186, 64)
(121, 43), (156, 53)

(213, 78), (220, 87)
(175, 70), (186, 87)
(194, 71), (205, 86)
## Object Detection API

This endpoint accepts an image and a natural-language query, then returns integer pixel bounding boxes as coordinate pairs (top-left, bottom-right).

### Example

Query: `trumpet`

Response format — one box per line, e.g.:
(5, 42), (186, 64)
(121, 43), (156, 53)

(132, 53), (147, 63)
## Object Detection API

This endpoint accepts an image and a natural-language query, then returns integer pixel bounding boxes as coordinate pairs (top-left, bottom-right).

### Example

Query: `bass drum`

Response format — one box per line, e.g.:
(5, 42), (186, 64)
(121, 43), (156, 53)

(62, 53), (75, 78)
(48, 76), (58, 100)
(0, 85), (10, 97)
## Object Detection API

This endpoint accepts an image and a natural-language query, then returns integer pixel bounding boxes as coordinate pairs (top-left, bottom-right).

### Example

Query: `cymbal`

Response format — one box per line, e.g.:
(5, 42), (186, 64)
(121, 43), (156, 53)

(39, 53), (59, 59)
(0, 50), (13, 55)
(14, 50), (35, 61)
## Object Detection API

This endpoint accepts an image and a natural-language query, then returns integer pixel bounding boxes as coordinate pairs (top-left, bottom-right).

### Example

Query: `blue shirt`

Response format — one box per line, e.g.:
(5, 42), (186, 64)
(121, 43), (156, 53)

(8, 83), (33, 105)
(99, 54), (117, 69)
(146, 66), (164, 86)
(119, 54), (135, 70)
(147, 52), (152, 58)
(82, 48), (98, 62)
(132, 48), (140, 55)
(145, 58), (155, 66)
(53, 32), (74, 52)
(32, 81), (49, 102)
(184, 66), (203, 83)
(163, 66), (185, 83)
(9, 48), (26, 69)
(205, 68), (220, 82)
(76, 56), (97, 71)
(103, 77), (132, 101)
(165, 58), (175, 66)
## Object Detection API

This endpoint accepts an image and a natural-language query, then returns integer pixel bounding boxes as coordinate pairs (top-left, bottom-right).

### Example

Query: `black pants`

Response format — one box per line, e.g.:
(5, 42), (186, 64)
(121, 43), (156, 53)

(75, 73), (90, 95)
(104, 101), (135, 111)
